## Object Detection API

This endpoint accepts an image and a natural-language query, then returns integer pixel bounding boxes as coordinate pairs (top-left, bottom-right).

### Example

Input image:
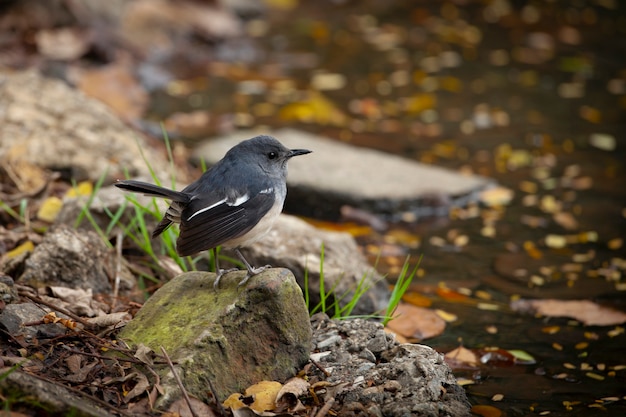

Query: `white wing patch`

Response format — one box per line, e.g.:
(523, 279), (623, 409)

(229, 193), (250, 207)
(259, 187), (273, 194)
(186, 198), (227, 221)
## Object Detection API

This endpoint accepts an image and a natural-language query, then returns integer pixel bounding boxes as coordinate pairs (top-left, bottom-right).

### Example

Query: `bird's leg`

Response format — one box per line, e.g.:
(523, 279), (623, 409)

(212, 247), (237, 289)
(234, 248), (271, 287)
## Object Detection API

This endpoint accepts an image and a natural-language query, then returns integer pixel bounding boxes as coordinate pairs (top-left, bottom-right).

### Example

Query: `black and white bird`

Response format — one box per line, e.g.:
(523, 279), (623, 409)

(115, 135), (311, 288)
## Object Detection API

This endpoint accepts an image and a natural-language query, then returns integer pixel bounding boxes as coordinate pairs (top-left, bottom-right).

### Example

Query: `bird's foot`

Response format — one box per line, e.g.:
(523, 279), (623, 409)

(213, 267), (240, 289)
(238, 264), (272, 287)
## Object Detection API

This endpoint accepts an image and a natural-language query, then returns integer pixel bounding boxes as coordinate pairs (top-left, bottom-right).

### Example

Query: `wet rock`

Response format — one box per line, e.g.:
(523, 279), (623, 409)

(0, 69), (168, 182)
(119, 268), (311, 405)
(194, 128), (493, 220)
(310, 314), (470, 417)
(19, 225), (118, 294)
(239, 214), (389, 316)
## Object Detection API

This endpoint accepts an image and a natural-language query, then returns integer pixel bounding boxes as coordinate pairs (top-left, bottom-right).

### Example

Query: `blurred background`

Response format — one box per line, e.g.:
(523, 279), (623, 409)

(1, 0), (625, 415)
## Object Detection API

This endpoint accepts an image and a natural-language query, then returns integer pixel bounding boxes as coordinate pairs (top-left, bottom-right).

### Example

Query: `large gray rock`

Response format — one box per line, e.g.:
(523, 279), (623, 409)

(193, 128), (493, 219)
(19, 225), (120, 294)
(0, 70), (168, 183)
(119, 268), (311, 404)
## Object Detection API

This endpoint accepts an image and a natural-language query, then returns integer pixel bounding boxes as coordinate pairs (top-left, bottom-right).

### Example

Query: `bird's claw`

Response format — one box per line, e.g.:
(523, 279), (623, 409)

(213, 268), (239, 289)
(237, 264), (272, 287)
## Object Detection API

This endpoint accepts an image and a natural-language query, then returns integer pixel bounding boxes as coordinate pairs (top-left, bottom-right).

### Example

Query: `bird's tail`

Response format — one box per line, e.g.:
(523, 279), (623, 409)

(115, 180), (190, 203)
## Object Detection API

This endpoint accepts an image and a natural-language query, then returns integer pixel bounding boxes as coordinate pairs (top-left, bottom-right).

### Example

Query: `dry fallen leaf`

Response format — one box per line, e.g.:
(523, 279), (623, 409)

(275, 377), (309, 403)
(245, 381), (282, 413)
(36, 196), (63, 223)
(444, 346), (479, 367)
(168, 397), (217, 417)
(511, 299), (626, 326)
(385, 303), (446, 340)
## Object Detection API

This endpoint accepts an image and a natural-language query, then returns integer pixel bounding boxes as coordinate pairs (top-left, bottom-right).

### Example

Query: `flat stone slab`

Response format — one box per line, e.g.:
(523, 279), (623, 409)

(193, 128), (494, 220)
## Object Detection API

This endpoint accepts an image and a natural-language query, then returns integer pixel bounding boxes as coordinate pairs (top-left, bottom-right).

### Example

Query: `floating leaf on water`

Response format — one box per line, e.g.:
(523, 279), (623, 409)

(456, 377), (475, 386)
(444, 346), (479, 367)
(475, 290), (492, 301)
(511, 299), (626, 326)
(579, 105), (601, 123)
(436, 287), (469, 302)
(429, 236), (447, 247)
(541, 325), (560, 334)
(311, 72), (346, 91)
(553, 212), (578, 230)
(480, 186), (514, 206)
(572, 250), (595, 263)
(507, 349), (537, 364)
(491, 393), (504, 402)
(402, 291), (432, 307)
(545, 234), (567, 249)
(589, 133), (616, 151)
(453, 234), (469, 247)
(479, 348), (515, 366)
(471, 404), (503, 417)
(481, 225), (496, 237)
(585, 372), (605, 381)
(386, 303), (446, 340)
(539, 195), (561, 213)
(435, 309), (458, 322)
(486, 325), (498, 334)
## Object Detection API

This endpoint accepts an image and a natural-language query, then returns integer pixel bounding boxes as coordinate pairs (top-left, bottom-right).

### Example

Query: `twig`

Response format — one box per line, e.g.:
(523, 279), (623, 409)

(207, 376), (226, 416)
(19, 291), (93, 329)
(310, 358), (331, 377)
(112, 230), (123, 308)
(314, 397), (335, 417)
(160, 346), (199, 417)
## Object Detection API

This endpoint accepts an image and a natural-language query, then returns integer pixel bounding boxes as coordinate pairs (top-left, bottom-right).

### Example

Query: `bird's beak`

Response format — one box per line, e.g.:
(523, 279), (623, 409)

(288, 149), (312, 158)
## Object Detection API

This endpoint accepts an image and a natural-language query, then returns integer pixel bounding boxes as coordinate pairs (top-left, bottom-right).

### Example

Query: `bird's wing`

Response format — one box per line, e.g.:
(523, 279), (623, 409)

(175, 188), (276, 256)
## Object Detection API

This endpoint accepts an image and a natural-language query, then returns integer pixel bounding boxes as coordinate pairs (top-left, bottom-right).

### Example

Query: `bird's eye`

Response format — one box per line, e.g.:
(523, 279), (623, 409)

(268, 151), (278, 160)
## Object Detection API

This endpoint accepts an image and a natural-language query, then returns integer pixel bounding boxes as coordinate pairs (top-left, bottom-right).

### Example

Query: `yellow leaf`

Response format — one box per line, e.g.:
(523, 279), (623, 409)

(279, 91), (346, 126)
(401, 291), (432, 308)
(404, 93), (436, 114)
(37, 196), (63, 222)
(6, 241), (35, 259)
(471, 404), (503, 417)
(439, 76), (463, 92)
(223, 393), (245, 410)
(65, 181), (93, 197)
(435, 309), (458, 322)
(245, 380), (283, 412)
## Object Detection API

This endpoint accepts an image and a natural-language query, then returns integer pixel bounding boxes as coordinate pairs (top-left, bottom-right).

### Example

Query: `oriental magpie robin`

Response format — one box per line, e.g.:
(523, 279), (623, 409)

(115, 135), (311, 288)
